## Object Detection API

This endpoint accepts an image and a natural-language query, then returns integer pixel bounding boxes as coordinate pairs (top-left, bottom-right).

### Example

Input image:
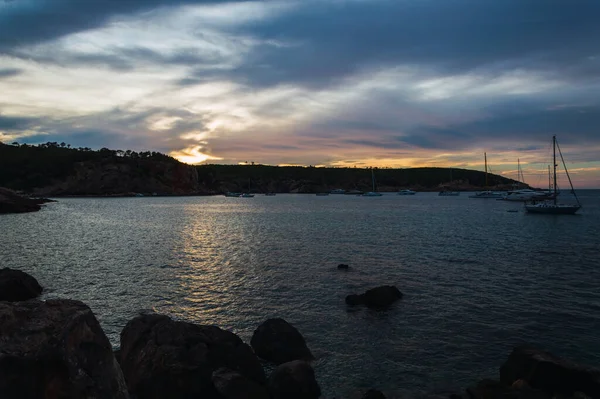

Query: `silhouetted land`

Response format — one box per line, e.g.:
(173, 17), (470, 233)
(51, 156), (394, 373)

(0, 142), (521, 195)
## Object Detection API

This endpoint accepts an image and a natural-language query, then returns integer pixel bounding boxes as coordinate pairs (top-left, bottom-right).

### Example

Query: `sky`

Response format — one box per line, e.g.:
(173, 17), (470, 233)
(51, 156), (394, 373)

(1, 0), (599, 188)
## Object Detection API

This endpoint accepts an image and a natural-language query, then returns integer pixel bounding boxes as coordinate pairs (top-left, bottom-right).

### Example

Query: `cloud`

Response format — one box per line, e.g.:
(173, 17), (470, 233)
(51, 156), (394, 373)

(0, 0), (248, 52)
(1, 0), (599, 186)
(0, 67), (22, 78)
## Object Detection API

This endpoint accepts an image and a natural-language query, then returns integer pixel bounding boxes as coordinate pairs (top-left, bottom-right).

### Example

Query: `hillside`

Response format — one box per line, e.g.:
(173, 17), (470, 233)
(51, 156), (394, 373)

(0, 142), (521, 195)
(197, 164), (521, 194)
(0, 142), (199, 196)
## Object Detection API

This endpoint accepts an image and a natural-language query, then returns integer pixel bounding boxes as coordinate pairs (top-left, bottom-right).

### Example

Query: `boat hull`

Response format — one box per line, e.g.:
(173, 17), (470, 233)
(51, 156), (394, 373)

(525, 204), (580, 214)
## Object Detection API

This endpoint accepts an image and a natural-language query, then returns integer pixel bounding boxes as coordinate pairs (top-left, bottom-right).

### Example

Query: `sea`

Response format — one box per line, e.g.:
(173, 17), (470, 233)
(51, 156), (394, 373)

(2, 191), (600, 398)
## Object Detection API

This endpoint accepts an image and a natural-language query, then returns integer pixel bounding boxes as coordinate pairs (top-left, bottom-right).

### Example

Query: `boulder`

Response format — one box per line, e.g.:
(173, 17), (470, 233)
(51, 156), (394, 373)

(466, 379), (548, 399)
(345, 285), (403, 308)
(0, 267), (43, 301)
(338, 264), (350, 270)
(250, 318), (314, 364)
(0, 299), (129, 399)
(119, 313), (265, 399)
(212, 367), (269, 399)
(499, 346), (600, 398)
(267, 360), (321, 399)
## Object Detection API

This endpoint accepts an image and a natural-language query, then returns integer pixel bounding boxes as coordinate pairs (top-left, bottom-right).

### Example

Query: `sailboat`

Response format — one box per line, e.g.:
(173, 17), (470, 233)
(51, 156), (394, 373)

(498, 159), (555, 202)
(362, 168), (383, 196)
(469, 153), (504, 198)
(525, 135), (581, 214)
(439, 168), (459, 196)
(240, 178), (255, 197)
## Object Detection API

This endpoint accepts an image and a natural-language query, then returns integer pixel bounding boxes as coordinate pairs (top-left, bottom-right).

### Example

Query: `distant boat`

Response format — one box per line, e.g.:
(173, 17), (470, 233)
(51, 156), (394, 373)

(469, 152), (504, 199)
(362, 168), (383, 196)
(239, 193), (255, 198)
(397, 189), (416, 195)
(316, 193), (329, 196)
(525, 135), (581, 215)
(439, 190), (459, 196)
(224, 192), (241, 197)
(469, 190), (504, 199)
(499, 188), (554, 202)
(498, 160), (554, 202)
(330, 188), (346, 194)
(345, 189), (364, 195)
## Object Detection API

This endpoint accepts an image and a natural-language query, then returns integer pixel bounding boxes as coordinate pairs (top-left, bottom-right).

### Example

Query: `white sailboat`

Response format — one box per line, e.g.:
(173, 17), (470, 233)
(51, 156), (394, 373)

(525, 135), (581, 214)
(469, 153), (504, 198)
(362, 168), (383, 196)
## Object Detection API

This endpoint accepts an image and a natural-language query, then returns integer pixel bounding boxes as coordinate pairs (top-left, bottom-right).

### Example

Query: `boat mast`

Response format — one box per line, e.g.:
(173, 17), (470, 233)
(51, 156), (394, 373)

(371, 168), (375, 192)
(553, 135), (557, 205)
(484, 152), (488, 188)
(548, 165), (551, 193)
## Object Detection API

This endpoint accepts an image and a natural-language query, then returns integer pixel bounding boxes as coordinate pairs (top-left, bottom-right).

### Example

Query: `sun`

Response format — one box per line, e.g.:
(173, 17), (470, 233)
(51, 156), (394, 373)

(170, 146), (222, 164)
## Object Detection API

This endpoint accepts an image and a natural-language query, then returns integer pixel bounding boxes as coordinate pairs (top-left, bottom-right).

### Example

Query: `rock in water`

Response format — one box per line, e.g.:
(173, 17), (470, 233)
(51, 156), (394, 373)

(345, 285), (403, 308)
(500, 346), (600, 398)
(119, 314), (265, 399)
(0, 299), (129, 399)
(338, 264), (349, 270)
(267, 360), (321, 399)
(212, 368), (269, 399)
(250, 318), (314, 364)
(0, 268), (43, 301)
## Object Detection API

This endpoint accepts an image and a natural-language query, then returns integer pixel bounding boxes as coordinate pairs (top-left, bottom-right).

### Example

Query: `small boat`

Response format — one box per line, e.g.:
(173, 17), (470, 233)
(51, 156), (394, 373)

(398, 189), (416, 195)
(345, 189), (364, 195)
(499, 189), (554, 202)
(330, 188), (346, 194)
(362, 168), (383, 196)
(239, 193), (254, 198)
(525, 135), (581, 215)
(469, 190), (504, 199)
(439, 190), (459, 196)
(316, 193), (329, 196)
(224, 192), (241, 197)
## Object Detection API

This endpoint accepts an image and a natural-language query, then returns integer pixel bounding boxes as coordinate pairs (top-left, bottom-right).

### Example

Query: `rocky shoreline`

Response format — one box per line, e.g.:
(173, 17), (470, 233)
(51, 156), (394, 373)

(0, 187), (54, 214)
(1, 268), (598, 399)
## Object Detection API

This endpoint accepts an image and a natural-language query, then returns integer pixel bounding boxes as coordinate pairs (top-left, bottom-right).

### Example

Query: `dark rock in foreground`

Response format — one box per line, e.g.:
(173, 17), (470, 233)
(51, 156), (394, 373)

(345, 285), (403, 308)
(338, 264), (349, 270)
(268, 360), (321, 399)
(0, 187), (45, 214)
(0, 267), (43, 301)
(212, 367), (269, 399)
(466, 378), (548, 399)
(361, 388), (387, 398)
(251, 318), (314, 365)
(119, 313), (265, 399)
(500, 346), (600, 398)
(0, 299), (129, 399)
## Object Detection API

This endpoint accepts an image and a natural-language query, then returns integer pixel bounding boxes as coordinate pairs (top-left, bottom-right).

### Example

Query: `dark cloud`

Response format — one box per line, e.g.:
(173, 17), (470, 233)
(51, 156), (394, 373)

(0, 68), (22, 78)
(0, 114), (38, 130)
(218, 0), (600, 88)
(0, 0), (241, 52)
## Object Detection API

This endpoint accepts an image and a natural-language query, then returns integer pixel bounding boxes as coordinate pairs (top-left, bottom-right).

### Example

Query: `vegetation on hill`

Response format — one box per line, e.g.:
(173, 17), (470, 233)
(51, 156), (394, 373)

(0, 142), (198, 195)
(0, 142), (520, 195)
(196, 164), (520, 193)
